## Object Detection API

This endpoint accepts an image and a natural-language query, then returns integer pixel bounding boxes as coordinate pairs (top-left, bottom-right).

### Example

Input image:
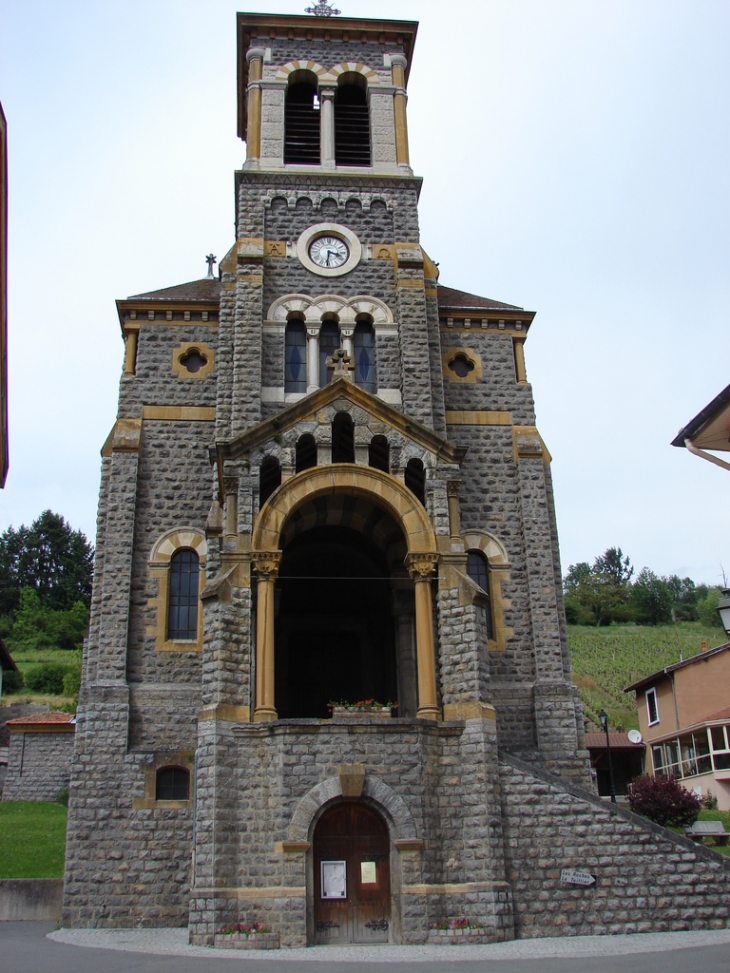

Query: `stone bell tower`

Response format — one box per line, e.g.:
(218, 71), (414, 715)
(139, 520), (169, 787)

(67, 7), (730, 951)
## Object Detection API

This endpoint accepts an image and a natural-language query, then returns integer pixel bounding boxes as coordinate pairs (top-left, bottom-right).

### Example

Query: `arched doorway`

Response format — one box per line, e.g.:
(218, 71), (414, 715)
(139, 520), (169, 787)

(274, 494), (410, 719)
(313, 802), (390, 945)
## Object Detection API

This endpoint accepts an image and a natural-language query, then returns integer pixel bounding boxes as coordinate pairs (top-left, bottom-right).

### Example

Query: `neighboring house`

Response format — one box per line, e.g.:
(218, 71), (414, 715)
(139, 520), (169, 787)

(0, 639), (19, 789)
(585, 732), (645, 799)
(672, 381), (730, 474)
(2, 712), (75, 802)
(625, 642), (730, 809)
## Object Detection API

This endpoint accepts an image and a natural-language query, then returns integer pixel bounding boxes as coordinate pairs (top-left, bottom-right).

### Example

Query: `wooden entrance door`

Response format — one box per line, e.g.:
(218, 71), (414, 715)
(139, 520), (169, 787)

(313, 803), (390, 945)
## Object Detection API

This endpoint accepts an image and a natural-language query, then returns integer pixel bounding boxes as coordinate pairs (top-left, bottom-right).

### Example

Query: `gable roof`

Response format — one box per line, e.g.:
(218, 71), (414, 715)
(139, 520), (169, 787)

(624, 641), (730, 693)
(436, 285), (523, 312)
(219, 378), (467, 466)
(127, 278), (221, 302)
(584, 732), (645, 751)
(671, 382), (730, 451)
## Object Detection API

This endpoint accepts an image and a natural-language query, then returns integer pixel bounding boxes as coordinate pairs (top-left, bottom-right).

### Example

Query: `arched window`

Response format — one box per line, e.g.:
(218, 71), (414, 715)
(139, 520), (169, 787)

(284, 79), (320, 165)
(353, 320), (377, 392)
(319, 320), (340, 386)
(335, 77), (370, 167)
(405, 458), (425, 506)
(467, 550), (494, 640)
(155, 766), (190, 801)
(296, 434), (317, 472)
(167, 550), (199, 640)
(285, 319), (307, 393)
(368, 435), (389, 473)
(260, 456), (282, 508)
(332, 412), (355, 463)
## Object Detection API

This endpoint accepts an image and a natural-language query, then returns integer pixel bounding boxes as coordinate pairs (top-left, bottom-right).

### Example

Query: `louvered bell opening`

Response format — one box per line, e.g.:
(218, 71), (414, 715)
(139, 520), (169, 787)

(334, 84), (371, 167)
(332, 412), (355, 463)
(285, 83), (321, 165)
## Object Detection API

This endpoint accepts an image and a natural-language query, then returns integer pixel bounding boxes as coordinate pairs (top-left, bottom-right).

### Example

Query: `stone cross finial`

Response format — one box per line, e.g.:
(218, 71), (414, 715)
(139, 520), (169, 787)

(325, 348), (355, 382)
(205, 254), (217, 278)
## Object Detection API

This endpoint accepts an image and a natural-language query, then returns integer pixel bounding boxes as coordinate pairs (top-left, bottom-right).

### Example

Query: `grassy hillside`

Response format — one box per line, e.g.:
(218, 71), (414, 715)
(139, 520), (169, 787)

(569, 622), (725, 730)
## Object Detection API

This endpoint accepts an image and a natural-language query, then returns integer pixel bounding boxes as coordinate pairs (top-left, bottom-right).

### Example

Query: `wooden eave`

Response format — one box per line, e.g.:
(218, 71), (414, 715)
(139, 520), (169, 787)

(116, 298), (220, 334)
(219, 378), (467, 465)
(237, 13), (418, 141)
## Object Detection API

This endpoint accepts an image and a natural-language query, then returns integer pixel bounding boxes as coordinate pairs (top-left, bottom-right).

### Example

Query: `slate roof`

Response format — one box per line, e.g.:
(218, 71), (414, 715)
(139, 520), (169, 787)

(127, 278), (221, 302)
(436, 285), (522, 311)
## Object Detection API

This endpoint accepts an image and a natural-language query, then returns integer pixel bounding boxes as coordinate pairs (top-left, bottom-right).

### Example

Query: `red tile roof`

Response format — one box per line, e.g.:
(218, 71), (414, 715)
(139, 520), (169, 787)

(702, 704), (730, 724)
(584, 733), (645, 750)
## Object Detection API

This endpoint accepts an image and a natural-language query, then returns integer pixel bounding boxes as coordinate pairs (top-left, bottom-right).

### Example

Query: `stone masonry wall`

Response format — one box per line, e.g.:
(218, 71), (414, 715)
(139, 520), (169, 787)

(501, 756), (730, 937)
(2, 731), (74, 802)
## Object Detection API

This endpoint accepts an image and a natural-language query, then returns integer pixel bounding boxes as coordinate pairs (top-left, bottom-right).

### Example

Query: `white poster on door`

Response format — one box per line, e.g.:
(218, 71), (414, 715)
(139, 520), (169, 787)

(321, 860), (347, 899)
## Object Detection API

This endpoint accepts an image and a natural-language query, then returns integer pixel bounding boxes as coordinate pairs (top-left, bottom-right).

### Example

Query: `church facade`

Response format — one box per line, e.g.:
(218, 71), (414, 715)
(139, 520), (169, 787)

(63, 10), (730, 946)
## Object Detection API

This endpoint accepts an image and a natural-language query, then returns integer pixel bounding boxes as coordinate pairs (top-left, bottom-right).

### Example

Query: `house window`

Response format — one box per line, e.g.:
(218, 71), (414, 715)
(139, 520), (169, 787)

(710, 724), (730, 771)
(167, 550), (199, 640)
(353, 321), (376, 392)
(646, 687), (659, 726)
(155, 766), (190, 801)
(285, 319), (307, 393)
(334, 77), (370, 167)
(466, 550), (494, 641)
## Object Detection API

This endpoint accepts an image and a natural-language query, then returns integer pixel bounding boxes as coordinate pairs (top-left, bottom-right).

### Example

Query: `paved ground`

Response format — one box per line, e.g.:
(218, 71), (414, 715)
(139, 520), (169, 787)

(1, 924), (729, 973)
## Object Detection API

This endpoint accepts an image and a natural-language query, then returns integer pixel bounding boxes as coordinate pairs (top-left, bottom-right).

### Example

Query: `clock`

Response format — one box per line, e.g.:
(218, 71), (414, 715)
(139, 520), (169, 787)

(309, 235), (349, 269)
(296, 223), (362, 277)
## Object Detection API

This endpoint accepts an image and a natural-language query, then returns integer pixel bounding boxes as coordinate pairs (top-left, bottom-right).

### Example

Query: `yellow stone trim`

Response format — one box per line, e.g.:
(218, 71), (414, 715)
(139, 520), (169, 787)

(193, 886), (306, 900)
(330, 61), (377, 81)
(443, 701), (497, 722)
(240, 274), (264, 285)
(264, 240), (287, 257)
(133, 753), (193, 810)
(442, 348), (483, 385)
(198, 704), (251, 723)
(513, 425), (552, 464)
(394, 839), (424, 852)
(446, 411), (512, 426)
(171, 341), (215, 380)
(102, 418), (142, 457)
(425, 288), (438, 298)
(275, 841), (311, 855)
(275, 59), (328, 81)
(147, 528), (207, 653)
(396, 278), (424, 289)
(143, 406), (216, 421)
(461, 531), (513, 652)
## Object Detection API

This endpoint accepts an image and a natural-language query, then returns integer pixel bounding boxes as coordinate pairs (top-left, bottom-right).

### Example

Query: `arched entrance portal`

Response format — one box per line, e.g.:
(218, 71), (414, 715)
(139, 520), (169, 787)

(274, 492), (411, 719)
(313, 803), (390, 945)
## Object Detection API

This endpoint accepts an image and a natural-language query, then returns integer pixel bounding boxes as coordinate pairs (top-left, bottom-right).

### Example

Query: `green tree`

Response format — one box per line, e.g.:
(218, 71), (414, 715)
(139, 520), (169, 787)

(0, 511), (93, 614)
(8, 588), (89, 651)
(697, 587), (724, 630)
(593, 547), (634, 586)
(631, 568), (674, 625)
(666, 575), (699, 622)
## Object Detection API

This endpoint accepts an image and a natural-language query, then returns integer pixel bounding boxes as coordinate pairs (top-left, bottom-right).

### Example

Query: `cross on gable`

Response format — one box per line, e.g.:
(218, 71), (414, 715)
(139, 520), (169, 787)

(325, 348), (355, 383)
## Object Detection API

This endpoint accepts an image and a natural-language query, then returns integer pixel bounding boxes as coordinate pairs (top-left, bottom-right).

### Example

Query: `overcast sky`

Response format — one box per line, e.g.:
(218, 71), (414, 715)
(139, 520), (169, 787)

(1, 0), (728, 586)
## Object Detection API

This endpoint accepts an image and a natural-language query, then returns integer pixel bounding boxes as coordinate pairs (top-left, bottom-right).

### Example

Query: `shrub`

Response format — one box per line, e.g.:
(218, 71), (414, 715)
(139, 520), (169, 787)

(62, 664), (81, 697)
(702, 790), (719, 810)
(24, 663), (68, 695)
(627, 774), (702, 827)
(1, 669), (24, 693)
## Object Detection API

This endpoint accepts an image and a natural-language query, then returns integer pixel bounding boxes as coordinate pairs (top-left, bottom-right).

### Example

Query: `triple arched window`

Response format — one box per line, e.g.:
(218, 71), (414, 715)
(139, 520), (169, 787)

(283, 72), (371, 168)
(284, 317), (377, 395)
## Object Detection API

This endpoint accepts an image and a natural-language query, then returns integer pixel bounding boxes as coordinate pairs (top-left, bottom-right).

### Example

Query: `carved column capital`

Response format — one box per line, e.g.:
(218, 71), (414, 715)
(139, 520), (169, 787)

(406, 552), (439, 581)
(252, 551), (282, 581)
(446, 480), (460, 498)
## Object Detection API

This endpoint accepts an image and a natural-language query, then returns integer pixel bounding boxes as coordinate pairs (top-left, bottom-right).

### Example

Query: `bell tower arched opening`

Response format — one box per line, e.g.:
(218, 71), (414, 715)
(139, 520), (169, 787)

(274, 493), (413, 719)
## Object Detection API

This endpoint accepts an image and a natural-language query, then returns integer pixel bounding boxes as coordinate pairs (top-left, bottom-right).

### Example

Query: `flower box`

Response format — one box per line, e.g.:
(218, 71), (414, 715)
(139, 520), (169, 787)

(214, 932), (280, 950)
(332, 707), (392, 721)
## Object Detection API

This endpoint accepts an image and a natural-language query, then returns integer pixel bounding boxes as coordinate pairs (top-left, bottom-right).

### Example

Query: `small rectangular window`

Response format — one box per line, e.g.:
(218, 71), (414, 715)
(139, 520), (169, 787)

(646, 687), (659, 726)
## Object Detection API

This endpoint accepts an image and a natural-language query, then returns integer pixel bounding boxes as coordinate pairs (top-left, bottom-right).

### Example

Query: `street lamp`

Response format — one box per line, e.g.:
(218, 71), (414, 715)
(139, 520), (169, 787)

(599, 709), (617, 803)
(717, 589), (730, 638)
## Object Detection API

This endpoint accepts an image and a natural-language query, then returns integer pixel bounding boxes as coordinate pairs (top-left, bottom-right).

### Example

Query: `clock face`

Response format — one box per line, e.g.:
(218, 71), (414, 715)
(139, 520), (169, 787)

(309, 235), (349, 269)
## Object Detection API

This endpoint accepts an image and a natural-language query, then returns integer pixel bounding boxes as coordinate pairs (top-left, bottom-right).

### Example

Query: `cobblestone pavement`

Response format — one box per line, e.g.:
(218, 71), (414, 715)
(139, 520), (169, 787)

(49, 925), (730, 960)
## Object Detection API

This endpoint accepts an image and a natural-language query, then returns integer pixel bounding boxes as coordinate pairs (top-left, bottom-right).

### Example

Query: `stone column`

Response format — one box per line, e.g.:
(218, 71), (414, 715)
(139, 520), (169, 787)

(245, 48), (266, 162)
(306, 325), (320, 393)
(253, 552), (281, 722)
(340, 326), (354, 360)
(406, 553), (440, 720)
(390, 54), (410, 166)
(224, 477), (238, 544)
(512, 336), (527, 384)
(446, 480), (461, 538)
(319, 85), (336, 167)
(123, 327), (138, 376)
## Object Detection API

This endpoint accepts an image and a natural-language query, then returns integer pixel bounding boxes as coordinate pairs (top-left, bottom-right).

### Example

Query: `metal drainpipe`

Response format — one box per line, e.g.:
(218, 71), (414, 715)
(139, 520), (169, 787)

(670, 671), (680, 734)
(685, 438), (730, 473)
